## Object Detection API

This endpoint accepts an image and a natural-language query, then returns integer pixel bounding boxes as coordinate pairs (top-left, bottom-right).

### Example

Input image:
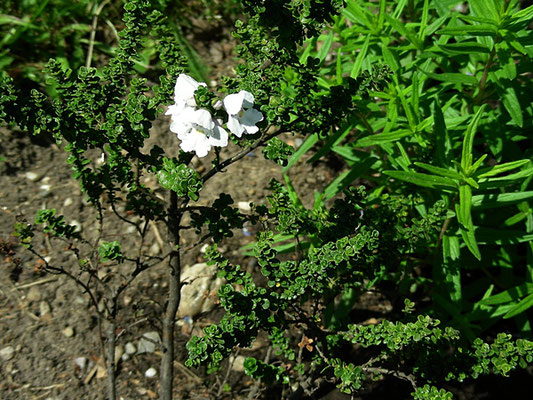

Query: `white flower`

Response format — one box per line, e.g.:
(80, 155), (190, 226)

(223, 90), (264, 137)
(167, 106), (228, 158)
(171, 73), (207, 115)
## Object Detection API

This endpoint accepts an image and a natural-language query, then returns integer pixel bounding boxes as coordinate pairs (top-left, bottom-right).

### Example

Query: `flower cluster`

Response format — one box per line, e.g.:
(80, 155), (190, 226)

(166, 74), (263, 157)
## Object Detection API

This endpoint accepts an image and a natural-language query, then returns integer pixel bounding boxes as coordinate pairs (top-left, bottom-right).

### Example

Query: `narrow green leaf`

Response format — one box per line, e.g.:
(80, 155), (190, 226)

(502, 86), (523, 127)
(381, 44), (400, 72)
(392, 0), (408, 19)
(504, 211), (529, 227)
(317, 31), (334, 64)
(469, 0), (501, 22)
(309, 119), (356, 163)
(284, 174), (304, 209)
(503, 293), (533, 319)
(423, 71), (478, 86)
(470, 154), (488, 174)
(437, 42), (491, 54)
(355, 129), (412, 147)
(456, 185), (481, 260)
(481, 283), (533, 305)
(385, 14), (422, 49)
(350, 36), (370, 79)
(384, 170), (458, 191)
(377, 0), (386, 31)
(461, 105), (487, 170)
(510, 4), (533, 22)
(335, 48), (342, 84)
(283, 133), (318, 172)
(411, 72), (420, 123)
(414, 162), (462, 179)
(459, 185), (472, 226)
(323, 157), (376, 200)
(343, 2), (373, 28)
(471, 191), (533, 209)
(443, 234), (462, 302)
(418, 0), (430, 40)
(436, 24), (498, 36)
(299, 37), (317, 64)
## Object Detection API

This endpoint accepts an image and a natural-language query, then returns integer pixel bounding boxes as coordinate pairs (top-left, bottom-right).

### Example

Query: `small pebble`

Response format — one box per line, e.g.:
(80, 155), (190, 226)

(74, 357), (87, 370)
(114, 346), (124, 364)
(25, 172), (40, 182)
(123, 295), (132, 307)
(26, 287), (42, 302)
(148, 242), (160, 256)
(125, 342), (136, 355)
(39, 301), (51, 316)
(39, 184), (52, 194)
(0, 346), (15, 361)
(137, 331), (160, 354)
(62, 327), (74, 337)
(63, 197), (73, 207)
(230, 355), (246, 372)
(145, 367), (157, 378)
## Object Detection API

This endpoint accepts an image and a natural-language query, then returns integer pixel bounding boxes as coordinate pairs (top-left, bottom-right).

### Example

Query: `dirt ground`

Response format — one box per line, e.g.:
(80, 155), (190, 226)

(1, 11), (532, 400)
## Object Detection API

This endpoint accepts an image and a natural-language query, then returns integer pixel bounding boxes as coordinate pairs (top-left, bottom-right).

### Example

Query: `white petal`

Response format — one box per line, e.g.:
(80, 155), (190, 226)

(223, 92), (245, 115)
(213, 100), (223, 110)
(227, 115), (244, 137)
(240, 90), (255, 109)
(209, 124), (229, 147)
(193, 109), (215, 130)
(180, 129), (211, 157)
(241, 108), (263, 126)
(173, 74), (206, 105)
(165, 103), (184, 116)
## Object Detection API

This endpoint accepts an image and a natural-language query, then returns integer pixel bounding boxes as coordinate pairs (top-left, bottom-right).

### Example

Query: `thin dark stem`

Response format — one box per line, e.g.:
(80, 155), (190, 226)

(106, 313), (118, 400)
(160, 190), (181, 400)
(362, 367), (417, 391)
(202, 129), (281, 184)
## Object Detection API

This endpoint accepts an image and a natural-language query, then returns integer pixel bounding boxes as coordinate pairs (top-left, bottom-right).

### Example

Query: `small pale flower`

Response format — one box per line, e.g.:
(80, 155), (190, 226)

(168, 107), (228, 158)
(223, 90), (263, 137)
(171, 74), (207, 115)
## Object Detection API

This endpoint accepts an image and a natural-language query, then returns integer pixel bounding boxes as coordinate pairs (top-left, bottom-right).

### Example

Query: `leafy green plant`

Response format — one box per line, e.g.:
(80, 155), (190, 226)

(287, 0), (533, 338)
(1, 1), (532, 399)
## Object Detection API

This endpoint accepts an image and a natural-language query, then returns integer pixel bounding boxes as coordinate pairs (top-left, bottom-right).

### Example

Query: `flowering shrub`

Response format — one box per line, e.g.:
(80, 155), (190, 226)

(1, 0), (532, 399)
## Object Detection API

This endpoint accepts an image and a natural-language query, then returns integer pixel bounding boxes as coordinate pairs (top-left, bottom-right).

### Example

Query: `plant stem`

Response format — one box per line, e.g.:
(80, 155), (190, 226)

(160, 190), (181, 400)
(106, 315), (117, 400)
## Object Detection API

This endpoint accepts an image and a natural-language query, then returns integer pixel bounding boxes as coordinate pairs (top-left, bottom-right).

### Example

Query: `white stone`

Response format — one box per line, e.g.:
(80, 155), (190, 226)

(177, 263), (225, 318)
(62, 327), (74, 337)
(39, 301), (51, 316)
(25, 172), (40, 181)
(144, 367), (157, 378)
(230, 355), (246, 372)
(0, 346), (15, 361)
(137, 331), (160, 354)
(74, 357), (87, 370)
(26, 287), (42, 302)
(125, 342), (136, 355)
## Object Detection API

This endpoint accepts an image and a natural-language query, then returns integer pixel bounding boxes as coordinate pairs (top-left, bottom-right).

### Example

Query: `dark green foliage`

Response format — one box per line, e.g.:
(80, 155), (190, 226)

(262, 137), (294, 166)
(157, 158), (203, 201)
(35, 208), (78, 238)
(98, 241), (123, 262)
(2, 0), (532, 398)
